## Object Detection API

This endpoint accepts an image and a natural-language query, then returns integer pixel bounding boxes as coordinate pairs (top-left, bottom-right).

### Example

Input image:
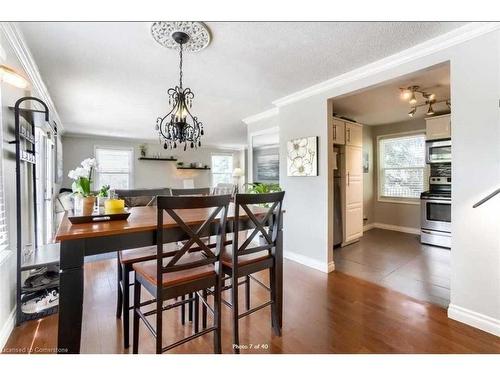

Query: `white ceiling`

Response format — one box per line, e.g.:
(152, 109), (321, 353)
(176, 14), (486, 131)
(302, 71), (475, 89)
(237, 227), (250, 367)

(332, 63), (450, 125)
(19, 22), (464, 147)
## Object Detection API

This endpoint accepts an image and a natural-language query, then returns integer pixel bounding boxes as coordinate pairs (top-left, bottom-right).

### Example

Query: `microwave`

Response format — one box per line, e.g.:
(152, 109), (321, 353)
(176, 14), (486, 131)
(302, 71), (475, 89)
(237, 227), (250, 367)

(426, 138), (451, 164)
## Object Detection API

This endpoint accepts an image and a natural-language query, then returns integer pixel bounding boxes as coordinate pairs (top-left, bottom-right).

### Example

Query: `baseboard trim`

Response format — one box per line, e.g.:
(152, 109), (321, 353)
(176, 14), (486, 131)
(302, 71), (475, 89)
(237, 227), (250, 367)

(0, 308), (16, 350)
(448, 304), (500, 337)
(284, 251), (332, 274)
(363, 223), (375, 232)
(367, 222), (420, 235)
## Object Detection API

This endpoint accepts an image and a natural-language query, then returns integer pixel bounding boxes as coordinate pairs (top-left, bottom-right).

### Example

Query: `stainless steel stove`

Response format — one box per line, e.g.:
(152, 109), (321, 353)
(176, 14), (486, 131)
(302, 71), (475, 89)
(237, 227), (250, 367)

(420, 176), (451, 248)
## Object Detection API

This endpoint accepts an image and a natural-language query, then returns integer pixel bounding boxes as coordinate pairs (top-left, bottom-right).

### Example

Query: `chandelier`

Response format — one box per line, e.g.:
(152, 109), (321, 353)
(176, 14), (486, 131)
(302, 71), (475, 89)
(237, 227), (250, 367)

(152, 22), (211, 150)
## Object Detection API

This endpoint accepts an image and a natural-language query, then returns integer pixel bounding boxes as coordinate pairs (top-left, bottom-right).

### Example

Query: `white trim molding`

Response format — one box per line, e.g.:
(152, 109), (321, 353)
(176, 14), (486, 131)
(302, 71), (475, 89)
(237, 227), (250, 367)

(0, 307), (15, 350)
(448, 304), (500, 337)
(272, 22), (500, 107)
(284, 250), (333, 273)
(0, 22), (63, 131)
(242, 107), (278, 125)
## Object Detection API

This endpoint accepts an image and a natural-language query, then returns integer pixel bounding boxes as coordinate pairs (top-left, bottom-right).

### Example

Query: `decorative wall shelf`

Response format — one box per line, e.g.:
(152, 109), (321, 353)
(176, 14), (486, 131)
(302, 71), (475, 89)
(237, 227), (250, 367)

(176, 166), (211, 170)
(138, 157), (177, 161)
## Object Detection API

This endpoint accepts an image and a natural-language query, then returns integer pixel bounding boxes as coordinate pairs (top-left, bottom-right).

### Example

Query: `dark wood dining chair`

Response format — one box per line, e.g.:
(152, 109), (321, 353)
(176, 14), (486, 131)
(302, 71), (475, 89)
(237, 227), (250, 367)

(209, 191), (285, 353)
(115, 188), (176, 348)
(132, 194), (230, 354)
(171, 187), (211, 196)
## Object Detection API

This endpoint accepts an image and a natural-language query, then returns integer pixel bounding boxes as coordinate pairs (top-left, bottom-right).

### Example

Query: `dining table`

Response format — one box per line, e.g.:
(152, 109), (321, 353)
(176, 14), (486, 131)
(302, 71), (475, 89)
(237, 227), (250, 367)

(54, 203), (283, 354)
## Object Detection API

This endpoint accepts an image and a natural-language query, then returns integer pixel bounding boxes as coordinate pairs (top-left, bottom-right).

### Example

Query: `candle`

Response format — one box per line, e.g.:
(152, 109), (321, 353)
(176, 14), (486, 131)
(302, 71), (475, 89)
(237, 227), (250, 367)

(104, 199), (125, 214)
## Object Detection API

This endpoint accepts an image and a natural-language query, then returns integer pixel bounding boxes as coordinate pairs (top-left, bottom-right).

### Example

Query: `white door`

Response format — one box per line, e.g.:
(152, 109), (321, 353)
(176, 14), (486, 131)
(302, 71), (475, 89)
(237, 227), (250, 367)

(343, 145), (363, 244)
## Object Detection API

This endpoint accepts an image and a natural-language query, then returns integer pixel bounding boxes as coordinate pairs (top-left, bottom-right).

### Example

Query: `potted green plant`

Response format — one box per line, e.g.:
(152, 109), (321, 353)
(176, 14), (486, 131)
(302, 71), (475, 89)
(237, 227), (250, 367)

(245, 182), (282, 207)
(97, 184), (110, 208)
(176, 161), (184, 167)
(68, 158), (97, 215)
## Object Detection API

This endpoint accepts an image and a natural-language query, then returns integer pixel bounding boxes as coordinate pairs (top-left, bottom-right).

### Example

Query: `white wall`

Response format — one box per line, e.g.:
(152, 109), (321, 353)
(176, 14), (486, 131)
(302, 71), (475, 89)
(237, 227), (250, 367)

(62, 135), (243, 190)
(248, 26), (500, 336)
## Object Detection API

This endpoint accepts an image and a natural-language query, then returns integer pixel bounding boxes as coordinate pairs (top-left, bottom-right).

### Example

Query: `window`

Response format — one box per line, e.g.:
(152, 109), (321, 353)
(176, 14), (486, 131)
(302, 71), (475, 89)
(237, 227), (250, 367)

(95, 147), (133, 189)
(378, 133), (426, 201)
(211, 154), (233, 187)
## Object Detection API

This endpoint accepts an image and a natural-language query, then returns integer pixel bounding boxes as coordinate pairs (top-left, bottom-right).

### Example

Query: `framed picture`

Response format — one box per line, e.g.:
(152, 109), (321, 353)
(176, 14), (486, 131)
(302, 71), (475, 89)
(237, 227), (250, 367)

(363, 151), (369, 173)
(286, 136), (318, 176)
(256, 153), (279, 181)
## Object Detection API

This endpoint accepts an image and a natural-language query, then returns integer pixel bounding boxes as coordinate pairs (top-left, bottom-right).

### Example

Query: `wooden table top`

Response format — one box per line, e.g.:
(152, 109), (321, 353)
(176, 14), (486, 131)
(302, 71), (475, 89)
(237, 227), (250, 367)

(55, 204), (270, 242)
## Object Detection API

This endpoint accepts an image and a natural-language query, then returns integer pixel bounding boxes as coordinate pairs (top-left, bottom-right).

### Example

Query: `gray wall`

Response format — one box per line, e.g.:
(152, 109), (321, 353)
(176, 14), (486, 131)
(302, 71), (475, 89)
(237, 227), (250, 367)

(62, 135), (243, 190)
(0, 32), (33, 348)
(366, 118), (427, 229)
(362, 125), (374, 225)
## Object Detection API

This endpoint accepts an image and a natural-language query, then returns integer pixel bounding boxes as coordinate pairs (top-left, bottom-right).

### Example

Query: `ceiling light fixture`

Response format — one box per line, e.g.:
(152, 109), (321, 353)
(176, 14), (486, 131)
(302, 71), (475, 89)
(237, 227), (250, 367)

(408, 107), (417, 117)
(151, 22), (211, 151)
(426, 101), (435, 116)
(0, 64), (29, 89)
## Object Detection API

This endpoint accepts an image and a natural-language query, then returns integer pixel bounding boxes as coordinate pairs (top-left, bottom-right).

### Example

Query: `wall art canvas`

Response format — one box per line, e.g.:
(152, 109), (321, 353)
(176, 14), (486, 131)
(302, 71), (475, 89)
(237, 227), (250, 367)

(256, 153), (279, 181)
(286, 136), (318, 176)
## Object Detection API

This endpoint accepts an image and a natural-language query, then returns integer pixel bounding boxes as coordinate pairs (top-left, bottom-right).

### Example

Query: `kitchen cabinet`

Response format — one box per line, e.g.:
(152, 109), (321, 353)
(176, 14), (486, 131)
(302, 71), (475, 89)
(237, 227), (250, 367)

(342, 144), (363, 245)
(426, 114), (451, 140)
(332, 119), (346, 145)
(345, 122), (363, 147)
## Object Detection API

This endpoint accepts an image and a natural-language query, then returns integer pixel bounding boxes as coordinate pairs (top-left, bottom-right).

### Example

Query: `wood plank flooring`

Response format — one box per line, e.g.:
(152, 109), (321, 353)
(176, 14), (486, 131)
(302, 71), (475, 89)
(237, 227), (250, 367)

(4, 257), (500, 354)
(334, 228), (451, 307)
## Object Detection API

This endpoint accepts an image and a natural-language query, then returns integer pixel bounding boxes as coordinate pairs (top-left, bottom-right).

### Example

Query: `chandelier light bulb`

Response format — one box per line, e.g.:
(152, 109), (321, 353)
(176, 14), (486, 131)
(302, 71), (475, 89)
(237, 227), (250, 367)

(400, 88), (411, 100)
(409, 91), (418, 105)
(408, 107), (417, 117)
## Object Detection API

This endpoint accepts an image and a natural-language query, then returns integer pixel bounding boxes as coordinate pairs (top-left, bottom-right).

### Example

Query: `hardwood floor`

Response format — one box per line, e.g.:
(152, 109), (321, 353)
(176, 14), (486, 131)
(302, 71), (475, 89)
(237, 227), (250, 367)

(4, 257), (500, 354)
(334, 228), (450, 307)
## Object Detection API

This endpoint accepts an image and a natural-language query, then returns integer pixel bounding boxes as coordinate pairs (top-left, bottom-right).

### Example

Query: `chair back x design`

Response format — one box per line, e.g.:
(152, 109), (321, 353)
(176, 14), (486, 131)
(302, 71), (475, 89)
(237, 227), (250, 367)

(156, 195), (231, 285)
(232, 192), (285, 267)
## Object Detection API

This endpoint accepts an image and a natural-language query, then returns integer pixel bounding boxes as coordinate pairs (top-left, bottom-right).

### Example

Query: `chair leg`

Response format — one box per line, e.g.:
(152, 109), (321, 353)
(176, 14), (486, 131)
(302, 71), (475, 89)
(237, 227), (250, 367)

(116, 257), (123, 319)
(156, 292), (163, 354)
(122, 264), (130, 348)
(181, 295), (185, 325)
(188, 293), (193, 322)
(132, 278), (141, 354)
(194, 292), (199, 334)
(245, 276), (250, 311)
(231, 274), (240, 354)
(213, 276), (222, 354)
(270, 266), (281, 336)
(202, 289), (207, 329)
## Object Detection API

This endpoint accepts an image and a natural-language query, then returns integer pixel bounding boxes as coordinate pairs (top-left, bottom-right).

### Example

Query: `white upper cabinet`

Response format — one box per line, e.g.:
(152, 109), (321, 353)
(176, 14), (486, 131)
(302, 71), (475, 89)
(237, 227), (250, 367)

(426, 114), (451, 140)
(332, 119), (346, 145)
(345, 122), (363, 147)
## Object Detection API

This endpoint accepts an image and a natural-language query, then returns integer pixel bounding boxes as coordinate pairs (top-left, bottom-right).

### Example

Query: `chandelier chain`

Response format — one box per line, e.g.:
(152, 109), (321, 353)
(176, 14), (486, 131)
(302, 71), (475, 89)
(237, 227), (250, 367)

(179, 43), (183, 89)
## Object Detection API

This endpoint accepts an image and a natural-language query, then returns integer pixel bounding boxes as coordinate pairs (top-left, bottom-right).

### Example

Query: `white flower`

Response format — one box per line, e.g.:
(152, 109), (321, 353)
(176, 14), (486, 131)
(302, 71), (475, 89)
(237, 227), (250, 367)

(81, 158), (97, 170)
(68, 167), (88, 180)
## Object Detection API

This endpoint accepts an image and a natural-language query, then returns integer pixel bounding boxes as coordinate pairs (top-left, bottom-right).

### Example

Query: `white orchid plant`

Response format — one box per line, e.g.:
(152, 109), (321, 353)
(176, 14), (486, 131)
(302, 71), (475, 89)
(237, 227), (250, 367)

(68, 158), (97, 197)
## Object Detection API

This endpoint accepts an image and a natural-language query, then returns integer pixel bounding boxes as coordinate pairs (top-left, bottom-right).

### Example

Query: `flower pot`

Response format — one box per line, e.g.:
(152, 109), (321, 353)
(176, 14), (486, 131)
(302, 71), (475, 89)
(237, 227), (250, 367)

(82, 196), (96, 216)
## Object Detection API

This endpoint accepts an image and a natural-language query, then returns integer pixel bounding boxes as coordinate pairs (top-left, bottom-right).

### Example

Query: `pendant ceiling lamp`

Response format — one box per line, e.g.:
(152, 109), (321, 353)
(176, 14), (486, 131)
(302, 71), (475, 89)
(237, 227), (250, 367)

(151, 22), (211, 151)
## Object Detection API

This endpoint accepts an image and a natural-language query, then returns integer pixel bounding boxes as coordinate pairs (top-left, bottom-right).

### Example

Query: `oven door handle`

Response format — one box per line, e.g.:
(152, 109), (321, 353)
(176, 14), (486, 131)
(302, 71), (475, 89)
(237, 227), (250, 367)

(420, 198), (451, 204)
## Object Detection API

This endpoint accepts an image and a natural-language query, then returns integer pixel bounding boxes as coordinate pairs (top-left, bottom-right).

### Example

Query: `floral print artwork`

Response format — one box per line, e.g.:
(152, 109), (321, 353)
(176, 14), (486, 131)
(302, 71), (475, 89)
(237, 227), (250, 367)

(287, 136), (318, 176)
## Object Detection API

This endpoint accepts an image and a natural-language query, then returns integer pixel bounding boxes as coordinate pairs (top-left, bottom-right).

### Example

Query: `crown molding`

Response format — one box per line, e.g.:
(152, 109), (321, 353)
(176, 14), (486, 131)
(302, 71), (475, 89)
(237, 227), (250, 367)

(0, 22), (63, 131)
(242, 107), (278, 125)
(272, 22), (500, 107)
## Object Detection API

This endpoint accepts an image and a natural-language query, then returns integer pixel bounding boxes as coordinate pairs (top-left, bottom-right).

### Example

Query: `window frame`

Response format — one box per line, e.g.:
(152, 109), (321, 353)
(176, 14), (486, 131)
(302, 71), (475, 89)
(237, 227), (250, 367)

(94, 145), (134, 190)
(210, 152), (234, 187)
(377, 130), (427, 205)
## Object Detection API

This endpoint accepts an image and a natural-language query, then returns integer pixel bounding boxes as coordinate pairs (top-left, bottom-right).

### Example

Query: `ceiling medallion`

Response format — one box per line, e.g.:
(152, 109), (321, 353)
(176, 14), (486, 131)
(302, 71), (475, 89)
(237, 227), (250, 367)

(151, 21), (211, 52)
(152, 22), (211, 151)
